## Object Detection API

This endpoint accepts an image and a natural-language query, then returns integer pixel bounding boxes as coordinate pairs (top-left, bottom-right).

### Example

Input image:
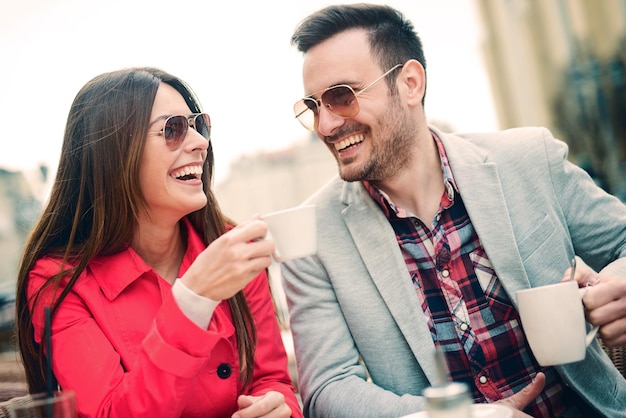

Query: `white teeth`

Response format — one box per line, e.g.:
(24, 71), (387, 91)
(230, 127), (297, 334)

(335, 134), (365, 151)
(171, 165), (203, 180)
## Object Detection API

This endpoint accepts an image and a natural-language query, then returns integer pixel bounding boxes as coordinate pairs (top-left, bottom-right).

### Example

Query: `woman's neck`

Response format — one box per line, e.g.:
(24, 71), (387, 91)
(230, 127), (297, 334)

(131, 221), (186, 284)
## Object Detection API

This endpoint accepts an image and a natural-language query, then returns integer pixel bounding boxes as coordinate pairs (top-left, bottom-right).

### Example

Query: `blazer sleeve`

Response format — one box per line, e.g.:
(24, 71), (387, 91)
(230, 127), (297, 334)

(542, 131), (626, 274)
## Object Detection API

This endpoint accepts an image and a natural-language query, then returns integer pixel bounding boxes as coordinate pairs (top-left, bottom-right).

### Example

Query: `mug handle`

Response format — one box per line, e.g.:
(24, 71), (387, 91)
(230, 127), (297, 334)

(585, 325), (600, 346)
(578, 287), (600, 346)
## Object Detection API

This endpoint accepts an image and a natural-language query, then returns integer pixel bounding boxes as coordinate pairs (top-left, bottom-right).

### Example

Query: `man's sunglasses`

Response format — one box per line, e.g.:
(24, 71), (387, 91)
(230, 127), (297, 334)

(293, 64), (403, 131)
(148, 113), (211, 150)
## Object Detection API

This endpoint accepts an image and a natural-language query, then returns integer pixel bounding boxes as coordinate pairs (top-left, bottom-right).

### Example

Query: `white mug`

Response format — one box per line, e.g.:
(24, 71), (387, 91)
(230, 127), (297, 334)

(261, 204), (316, 263)
(516, 281), (599, 366)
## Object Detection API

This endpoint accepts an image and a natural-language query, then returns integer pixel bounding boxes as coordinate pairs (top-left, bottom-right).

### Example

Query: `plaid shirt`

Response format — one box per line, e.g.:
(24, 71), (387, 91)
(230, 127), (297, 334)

(363, 133), (597, 418)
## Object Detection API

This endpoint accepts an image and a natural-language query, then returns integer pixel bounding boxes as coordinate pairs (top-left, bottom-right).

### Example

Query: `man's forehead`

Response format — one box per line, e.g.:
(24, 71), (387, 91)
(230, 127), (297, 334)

(301, 31), (376, 93)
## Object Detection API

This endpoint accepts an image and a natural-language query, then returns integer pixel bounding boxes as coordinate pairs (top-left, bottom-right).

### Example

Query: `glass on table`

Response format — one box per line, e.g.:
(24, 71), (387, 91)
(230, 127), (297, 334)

(9, 390), (76, 418)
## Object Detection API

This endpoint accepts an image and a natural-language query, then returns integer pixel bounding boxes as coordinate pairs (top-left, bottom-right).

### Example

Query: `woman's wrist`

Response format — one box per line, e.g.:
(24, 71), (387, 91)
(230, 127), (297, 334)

(171, 279), (219, 329)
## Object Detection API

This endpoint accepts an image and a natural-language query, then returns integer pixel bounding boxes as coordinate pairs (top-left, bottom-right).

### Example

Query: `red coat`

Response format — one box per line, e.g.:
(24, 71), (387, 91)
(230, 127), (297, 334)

(28, 221), (302, 418)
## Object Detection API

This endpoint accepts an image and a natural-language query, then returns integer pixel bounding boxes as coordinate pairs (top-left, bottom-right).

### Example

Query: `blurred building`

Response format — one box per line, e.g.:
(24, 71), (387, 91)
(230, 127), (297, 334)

(0, 168), (44, 286)
(0, 166), (45, 350)
(215, 134), (338, 224)
(474, 0), (626, 197)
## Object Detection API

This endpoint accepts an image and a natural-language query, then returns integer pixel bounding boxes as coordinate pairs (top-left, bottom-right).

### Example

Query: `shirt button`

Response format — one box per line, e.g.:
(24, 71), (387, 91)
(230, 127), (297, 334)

(441, 270), (450, 278)
(217, 363), (232, 379)
(460, 323), (468, 331)
(436, 214), (441, 222)
(479, 375), (488, 384)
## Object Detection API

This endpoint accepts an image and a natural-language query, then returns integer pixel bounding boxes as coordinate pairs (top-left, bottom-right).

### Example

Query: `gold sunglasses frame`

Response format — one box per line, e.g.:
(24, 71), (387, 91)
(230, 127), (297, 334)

(294, 63), (404, 130)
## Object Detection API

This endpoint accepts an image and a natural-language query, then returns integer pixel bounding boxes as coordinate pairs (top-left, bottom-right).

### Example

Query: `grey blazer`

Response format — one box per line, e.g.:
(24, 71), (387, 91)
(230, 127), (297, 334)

(281, 127), (626, 418)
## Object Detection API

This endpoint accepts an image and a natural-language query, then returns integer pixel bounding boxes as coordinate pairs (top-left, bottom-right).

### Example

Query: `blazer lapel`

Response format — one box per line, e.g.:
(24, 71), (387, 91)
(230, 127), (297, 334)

(342, 183), (440, 382)
(440, 133), (531, 299)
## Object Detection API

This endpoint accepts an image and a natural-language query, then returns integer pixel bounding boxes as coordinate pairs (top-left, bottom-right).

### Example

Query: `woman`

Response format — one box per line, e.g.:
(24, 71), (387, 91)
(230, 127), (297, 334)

(15, 67), (302, 418)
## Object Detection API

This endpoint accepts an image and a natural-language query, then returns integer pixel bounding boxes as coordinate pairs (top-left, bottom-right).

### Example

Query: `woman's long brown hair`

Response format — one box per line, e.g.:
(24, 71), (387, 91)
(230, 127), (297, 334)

(15, 67), (256, 393)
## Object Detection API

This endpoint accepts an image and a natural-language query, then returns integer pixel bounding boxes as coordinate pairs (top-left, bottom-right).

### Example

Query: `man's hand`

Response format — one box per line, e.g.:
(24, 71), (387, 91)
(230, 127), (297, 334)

(495, 372), (546, 417)
(231, 391), (292, 418)
(562, 256), (626, 346)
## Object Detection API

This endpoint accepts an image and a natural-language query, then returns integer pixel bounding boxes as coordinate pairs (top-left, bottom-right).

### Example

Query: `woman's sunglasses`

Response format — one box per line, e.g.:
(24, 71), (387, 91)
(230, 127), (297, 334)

(148, 113), (211, 150)
(293, 64), (403, 131)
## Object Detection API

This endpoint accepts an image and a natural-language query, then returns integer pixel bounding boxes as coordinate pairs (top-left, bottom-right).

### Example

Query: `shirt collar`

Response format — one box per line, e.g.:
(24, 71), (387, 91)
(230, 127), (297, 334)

(432, 130), (458, 199)
(90, 218), (204, 301)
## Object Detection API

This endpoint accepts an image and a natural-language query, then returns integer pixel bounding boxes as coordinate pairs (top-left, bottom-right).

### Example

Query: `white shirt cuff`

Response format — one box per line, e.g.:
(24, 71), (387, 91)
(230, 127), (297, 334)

(172, 279), (219, 329)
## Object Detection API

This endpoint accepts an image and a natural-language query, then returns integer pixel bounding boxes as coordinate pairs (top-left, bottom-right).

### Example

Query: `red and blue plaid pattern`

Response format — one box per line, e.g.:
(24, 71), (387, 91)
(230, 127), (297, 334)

(361, 134), (596, 417)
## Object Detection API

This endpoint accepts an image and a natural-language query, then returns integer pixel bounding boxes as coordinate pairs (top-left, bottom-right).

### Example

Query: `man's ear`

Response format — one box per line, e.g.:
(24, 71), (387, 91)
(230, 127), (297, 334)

(398, 59), (426, 107)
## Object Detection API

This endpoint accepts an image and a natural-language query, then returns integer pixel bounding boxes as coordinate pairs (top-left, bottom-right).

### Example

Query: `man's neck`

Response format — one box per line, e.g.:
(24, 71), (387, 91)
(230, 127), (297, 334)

(372, 132), (444, 222)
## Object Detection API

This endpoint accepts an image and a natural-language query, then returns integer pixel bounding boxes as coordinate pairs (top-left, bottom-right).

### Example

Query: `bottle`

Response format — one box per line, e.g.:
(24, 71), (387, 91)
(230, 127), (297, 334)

(423, 381), (472, 418)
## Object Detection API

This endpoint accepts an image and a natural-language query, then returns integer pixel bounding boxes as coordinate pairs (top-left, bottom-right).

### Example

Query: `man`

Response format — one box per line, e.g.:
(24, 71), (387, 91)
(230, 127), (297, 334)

(281, 3), (626, 418)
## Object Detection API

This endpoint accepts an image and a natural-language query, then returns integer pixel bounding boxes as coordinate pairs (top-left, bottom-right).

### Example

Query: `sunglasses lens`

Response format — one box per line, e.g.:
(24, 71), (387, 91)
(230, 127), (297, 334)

(193, 113), (211, 139)
(163, 116), (188, 149)
(293, 86), (358, 131)
(321, 86), (359, 118)
(294, 99), (317, 131)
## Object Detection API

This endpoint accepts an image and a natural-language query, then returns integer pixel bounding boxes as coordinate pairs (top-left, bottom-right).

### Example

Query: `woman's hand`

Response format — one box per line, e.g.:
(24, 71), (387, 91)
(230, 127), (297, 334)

(562, 257), (626, 346)
(232, 392), (292, 418)
(181, 217), (274, 301)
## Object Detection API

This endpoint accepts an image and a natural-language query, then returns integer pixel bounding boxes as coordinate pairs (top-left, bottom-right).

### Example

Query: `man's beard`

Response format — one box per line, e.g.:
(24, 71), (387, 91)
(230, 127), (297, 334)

(339, 95), (416, 182)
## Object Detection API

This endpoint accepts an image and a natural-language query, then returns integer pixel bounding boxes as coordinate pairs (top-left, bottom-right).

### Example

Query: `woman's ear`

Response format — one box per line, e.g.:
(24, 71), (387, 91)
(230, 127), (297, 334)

(398, 59), (426, 107)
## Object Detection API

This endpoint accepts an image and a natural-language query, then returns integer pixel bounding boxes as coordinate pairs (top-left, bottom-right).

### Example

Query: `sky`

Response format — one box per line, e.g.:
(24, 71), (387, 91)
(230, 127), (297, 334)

(1, 0), (498, 185)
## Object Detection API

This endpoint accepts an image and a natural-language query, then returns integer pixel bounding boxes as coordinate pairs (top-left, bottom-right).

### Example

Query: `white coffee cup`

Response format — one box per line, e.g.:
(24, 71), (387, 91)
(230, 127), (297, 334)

(516, 280), (599, 366)
(261, 204), (316, 263)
